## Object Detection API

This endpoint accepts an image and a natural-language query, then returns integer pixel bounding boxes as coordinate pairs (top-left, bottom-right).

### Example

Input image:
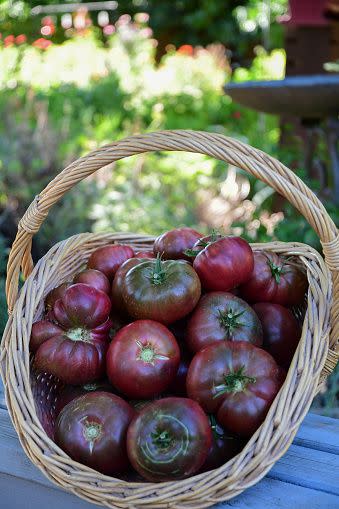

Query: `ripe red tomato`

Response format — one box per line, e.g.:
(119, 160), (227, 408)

(187, 341), (282, 437)
(73, 269), (110, 295)
(45, 282), (72, 312)
(55, 380), (115, 416)
(34, 284), (111, 384)
(200, 415), (245, 472)
(111, 258), (143, 315)
(187, 292), (263, 353)
(239, 251), (308, 307)
(153, 227), (202, 261)
(134, 251), (155, 258)
(122, 257), (201, 324)
(106, 320), (180, 398)
(127, 397), (211, 481)
(55, 392), (135, 475)
(193, 237), (254, 291)
(87, 244), (134, 280)
(252, 303), (301, 369)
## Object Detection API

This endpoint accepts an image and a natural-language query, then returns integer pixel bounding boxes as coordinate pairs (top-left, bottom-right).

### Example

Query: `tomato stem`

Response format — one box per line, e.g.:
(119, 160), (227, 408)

(151, 254), (167, 285)
(66, 327), (91, 342)
(268, 259), (284, 284)
(218, 308), (245, 336)
(213, 366), (256, 397)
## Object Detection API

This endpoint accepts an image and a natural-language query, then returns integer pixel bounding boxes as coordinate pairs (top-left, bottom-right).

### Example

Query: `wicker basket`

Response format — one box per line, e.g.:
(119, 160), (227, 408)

(1, 130), (338, 509)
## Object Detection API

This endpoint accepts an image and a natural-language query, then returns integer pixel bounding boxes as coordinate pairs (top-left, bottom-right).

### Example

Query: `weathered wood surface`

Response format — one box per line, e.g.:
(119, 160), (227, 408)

(0, 380), (338, 509)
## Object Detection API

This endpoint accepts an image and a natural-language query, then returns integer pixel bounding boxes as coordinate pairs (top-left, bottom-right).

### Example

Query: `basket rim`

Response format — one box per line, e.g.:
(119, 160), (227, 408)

(0, 232), (333, 508)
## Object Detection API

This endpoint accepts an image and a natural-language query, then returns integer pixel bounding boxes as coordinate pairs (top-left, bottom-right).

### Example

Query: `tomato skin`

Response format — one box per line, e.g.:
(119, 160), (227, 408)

(200, 417), (245, 472)
(153, 227), (202, 261)
(122, 259), (201, 324)
(55, 392), (135, 475)
(168, 353), (191, 396)
(127, 397), (212, 481)
(74, 269), (110, 295)
(53, 283), (111, 329)
(106, 320), (180, 398)
(252, 303), (301, 369)
(30, 320), (64, 353)
(193, 237), (254, 291)
(239, 251), (308, 306)
(55, 380), (115, 416)
(45, 282), (72, 312)
(187, 341), (282, 437)
(111, 258), (143, 315)
(187, 292), (263, 353)
(34, 284), (111, 384)
(87, 244), (134, 280)
(134, 251), (155, 259)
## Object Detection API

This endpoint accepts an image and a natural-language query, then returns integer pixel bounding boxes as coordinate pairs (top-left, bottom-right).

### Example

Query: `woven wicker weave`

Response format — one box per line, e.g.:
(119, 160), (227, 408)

(1, 130), (338, 508)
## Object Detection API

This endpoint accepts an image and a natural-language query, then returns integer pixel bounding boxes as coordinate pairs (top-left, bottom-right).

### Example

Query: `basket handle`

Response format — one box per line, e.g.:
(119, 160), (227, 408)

(6, 130), (338, 371)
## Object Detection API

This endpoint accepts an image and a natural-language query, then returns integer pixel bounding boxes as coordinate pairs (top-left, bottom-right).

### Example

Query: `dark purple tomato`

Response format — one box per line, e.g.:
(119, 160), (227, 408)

(252, 302), (301, 369)
(193, 237), (254, 291)
(55, 392), (135, 475)
(45, 282), (72, 312)
(122, 257), (201, 324)
(168, 351), (191, 396)
(187, 292), (263, 353)
(73, 269), (110, 295)
(34, 284), (111, 384)
(106, 320), (180, 398)
(187, 341), (282, 437)
(153, 227), (202, 261)
(30, 320), (64, 353)
(200, 415), (245, 472)
(239, 251), (308, 307)
(127, 397), (212, 481)
(55, 380), (115, 416)
(87, 244), (135, 281)
(111, 258), (143, 315)
(134, 251), (155, 258)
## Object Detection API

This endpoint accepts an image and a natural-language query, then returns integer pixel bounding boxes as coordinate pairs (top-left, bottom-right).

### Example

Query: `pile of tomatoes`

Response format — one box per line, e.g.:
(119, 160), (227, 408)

(30, 227), (307, 482)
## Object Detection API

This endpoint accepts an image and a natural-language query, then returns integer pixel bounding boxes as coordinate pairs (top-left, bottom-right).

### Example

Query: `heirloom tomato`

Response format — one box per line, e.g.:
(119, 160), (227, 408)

(253, 302), (301, 368)
(239, 251), (308, 307)
(34, 284), (111, 384)
(73, 269), (110, 295)
(122, 257), (201, 324)
(193, 237), (254, 291)
(106, 320), (180, 398)
(187, 292), (263, 353)
(153, 227), (202, 261)
(187, 341), (282, 437)
(55, 392), (135, 475)
(127, 397), (211, 481)
(87, 244), (134, 280)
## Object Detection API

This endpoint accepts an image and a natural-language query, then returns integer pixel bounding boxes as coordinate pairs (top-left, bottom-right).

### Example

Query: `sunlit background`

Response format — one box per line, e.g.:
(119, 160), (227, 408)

(0, 0), (338, 413)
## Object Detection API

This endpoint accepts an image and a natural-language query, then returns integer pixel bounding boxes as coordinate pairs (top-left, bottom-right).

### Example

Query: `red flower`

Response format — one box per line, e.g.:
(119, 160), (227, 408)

(233, 111), (242, 119)
(4, 35), (15, 47)
(177, 44), (194, 56)
(15, 34), (27, 45)
(32, 38), (53, 49)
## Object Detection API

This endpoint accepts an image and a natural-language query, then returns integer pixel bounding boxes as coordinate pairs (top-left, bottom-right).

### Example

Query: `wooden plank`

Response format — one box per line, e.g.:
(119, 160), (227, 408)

(293, 412), (339, 455)
(1, 471), (338, 509)
(268, 444), (339, 495)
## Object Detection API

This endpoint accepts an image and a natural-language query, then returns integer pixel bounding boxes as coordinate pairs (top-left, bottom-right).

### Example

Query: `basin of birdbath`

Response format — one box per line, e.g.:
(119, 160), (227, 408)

(224, 74), (339, 119)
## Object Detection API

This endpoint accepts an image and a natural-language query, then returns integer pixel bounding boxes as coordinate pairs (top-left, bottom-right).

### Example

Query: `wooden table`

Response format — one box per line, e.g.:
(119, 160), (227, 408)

(1, 381), (338, 509)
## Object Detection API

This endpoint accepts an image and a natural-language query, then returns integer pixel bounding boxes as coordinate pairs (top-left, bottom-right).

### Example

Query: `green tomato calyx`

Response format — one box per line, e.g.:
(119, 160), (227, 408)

(268, 259), (284, 284)
(81, 418), (102, 453)
(218, 308), (245, 337)
(151, 429), (173, 450)
(136, 340), (169, 365)
(66, 327), (91, 342)
(151, 254), (167, 285)
(213, 366), (256, 398)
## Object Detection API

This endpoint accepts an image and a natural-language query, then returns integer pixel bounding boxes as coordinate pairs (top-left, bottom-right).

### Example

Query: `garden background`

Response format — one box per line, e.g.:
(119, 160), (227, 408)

(0, 0), (338, 414)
